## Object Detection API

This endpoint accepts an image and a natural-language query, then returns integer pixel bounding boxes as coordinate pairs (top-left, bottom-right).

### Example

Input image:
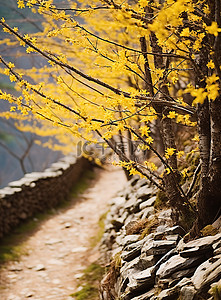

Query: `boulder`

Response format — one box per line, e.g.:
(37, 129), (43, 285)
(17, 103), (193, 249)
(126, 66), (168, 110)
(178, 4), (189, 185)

(121, 246), (142, 262)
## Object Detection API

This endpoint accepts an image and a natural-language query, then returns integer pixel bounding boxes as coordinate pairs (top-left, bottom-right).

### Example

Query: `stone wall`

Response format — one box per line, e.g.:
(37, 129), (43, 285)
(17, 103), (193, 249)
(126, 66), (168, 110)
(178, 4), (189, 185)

(100, 176), (221, 300)
(0, 155), (91, 239)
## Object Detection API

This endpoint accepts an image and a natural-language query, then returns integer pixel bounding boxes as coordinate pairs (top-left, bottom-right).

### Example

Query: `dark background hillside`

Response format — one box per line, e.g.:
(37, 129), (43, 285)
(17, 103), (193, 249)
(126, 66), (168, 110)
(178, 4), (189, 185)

(0, 0), (63, 188)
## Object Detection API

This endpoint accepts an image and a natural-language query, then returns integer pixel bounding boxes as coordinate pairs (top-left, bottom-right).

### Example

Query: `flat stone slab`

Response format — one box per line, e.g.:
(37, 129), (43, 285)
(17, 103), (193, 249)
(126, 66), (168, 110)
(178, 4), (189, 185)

(142, 240), (177, 256)
(177, 233), (221, 252)
(192, 255), (221, 292)
(139, 196), (156, 210)
(180, 245), (213, 258)
(136, 186), (153, 200)
(121, 246), (142, 262)
(0, 187), (22, 196)
(156, 254), (205, 279)
(128, 267), (155, 292)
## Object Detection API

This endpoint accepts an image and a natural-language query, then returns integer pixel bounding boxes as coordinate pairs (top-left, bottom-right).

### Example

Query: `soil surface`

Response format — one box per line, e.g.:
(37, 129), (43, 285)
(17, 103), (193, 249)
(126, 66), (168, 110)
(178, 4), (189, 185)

(0, 166), (126, 300)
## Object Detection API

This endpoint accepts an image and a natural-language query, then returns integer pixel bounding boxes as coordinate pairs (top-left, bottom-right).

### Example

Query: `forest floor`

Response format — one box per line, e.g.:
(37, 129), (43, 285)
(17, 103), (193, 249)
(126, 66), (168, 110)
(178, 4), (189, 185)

(0, 166), (126, 300)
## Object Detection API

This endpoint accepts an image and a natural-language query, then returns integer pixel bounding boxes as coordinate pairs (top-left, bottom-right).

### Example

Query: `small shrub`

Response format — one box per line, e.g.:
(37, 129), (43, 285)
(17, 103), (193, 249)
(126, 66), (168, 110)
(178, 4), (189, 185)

(100, 252), (122, 299)
(126, 219), (149, 235)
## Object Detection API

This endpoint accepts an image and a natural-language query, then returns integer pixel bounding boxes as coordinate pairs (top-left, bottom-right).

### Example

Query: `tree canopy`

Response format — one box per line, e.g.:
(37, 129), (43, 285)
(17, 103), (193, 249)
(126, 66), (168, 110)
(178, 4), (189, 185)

(0, 0), (221, 236)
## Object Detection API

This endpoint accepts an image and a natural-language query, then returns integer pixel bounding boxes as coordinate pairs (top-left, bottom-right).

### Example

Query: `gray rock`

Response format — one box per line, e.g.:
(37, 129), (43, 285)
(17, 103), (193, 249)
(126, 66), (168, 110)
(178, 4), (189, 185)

(158, 209), (173, 226)
(165, 235), (180, 243)
(180, 285), (196, 300)
(170, 267), (196, 280)
(156, 254), (205, 279)
(134, 178), (149, 189)
(111, 218), (124, 231)
(138, 255), (158, 269)
(129, 289), (155, 300)
(124, 197), (141, 213)
(34, 264), (46, 271)
(154, 232), (165, 240)
(192, 255), (221, 292)
(213, 215), (221, 232)
(140, 207), (155, 219)
(122, 235), (140, 247)
(180, 245), (213, 258)
(153, 248), (178, 273)
(139, 196), (156, 210)
(157, 288), (178, 299)
(214, 247), (221, 255)
(177, 233), (221, 252)
(127, 267), (155, 293)
(156, 225), (170, 233)
(123, 238), (145, 251)
(121, 246), (142, 262)
(175, 277), (192, 288)
(164, 225), (186, 236)
(128, 175), (140, 187)
(120, 257), (140, 278)
(109, 196), (126, 208)
(121, 255), (156, 279)
(142, 240), (177, 256)
(213, 239), (221, 250)
(136, 186), (153, 200)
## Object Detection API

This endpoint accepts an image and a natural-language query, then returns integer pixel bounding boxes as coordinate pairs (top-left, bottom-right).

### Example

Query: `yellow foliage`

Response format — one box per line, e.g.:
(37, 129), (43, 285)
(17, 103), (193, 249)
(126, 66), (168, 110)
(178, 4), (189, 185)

(0, 0), (219, 186)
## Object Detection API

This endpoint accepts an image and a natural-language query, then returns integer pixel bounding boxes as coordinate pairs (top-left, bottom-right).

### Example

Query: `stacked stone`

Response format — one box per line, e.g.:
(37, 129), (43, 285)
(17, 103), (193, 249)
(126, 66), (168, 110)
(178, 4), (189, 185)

(0, 156), (90, 239)
(100, 176), (221, 300)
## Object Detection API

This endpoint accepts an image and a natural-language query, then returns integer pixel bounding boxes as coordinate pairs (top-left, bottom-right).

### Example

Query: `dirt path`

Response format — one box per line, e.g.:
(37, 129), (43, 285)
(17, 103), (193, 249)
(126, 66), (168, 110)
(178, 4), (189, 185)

(0, 166), (126, 300)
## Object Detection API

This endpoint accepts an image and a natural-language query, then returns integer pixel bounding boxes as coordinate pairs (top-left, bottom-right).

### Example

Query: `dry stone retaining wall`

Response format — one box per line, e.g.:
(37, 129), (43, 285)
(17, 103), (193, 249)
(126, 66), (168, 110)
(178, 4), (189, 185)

(100, 176), (221, 300)
(0, 155), (91, 239)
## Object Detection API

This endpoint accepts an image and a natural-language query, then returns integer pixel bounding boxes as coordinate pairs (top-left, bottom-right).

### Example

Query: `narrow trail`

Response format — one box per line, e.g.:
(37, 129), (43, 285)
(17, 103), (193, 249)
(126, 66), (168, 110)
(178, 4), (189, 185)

(0, 166), (126, 300)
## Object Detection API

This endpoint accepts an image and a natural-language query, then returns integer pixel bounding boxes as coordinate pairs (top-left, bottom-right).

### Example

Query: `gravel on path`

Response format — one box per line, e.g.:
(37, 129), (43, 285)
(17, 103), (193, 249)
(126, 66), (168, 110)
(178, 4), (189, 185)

(0, 166), (126, 300)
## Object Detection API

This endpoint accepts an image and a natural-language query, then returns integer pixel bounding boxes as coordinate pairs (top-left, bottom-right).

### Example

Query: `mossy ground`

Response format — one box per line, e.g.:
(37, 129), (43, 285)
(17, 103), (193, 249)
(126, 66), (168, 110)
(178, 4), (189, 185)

(70, 263), (105, 300)
(90, 210), (108, 247)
